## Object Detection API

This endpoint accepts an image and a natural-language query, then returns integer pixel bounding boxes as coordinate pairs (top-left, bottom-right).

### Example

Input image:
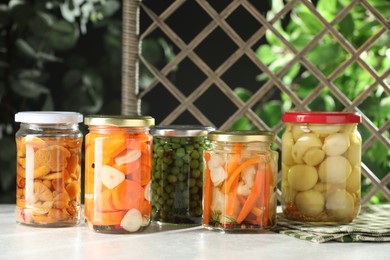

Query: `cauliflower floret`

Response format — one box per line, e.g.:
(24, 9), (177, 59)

(208, 154), (224, 169)
(210, 166), (227, 186)
(237, 166), (256, 196)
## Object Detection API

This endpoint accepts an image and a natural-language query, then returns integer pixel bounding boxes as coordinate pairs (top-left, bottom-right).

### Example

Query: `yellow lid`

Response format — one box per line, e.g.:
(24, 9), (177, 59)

(208, 130), (274, 142)
(84, 115), (155, 127)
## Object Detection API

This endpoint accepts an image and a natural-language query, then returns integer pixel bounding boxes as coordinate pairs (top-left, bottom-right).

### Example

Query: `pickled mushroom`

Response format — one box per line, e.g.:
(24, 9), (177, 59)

(318, 156), (352, 184)
(288, 164), (318, 191)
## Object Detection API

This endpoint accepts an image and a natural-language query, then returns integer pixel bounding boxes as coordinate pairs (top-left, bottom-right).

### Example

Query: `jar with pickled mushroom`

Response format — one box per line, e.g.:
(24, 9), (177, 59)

(281, 112), (361, 223)
(84, 115), (154, 233)
(14, 111), (83, 227)
(203, 131), (278, 232)
(151, 125), (214, 225)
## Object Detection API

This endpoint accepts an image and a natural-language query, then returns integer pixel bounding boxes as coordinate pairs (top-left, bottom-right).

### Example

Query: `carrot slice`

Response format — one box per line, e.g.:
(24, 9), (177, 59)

(225, 178), (239, 217)
(262, 163), (272, 228)
(222, 144), (242, 193)
(224, 157), (261, 192)
(96, 189), (116, 212)
(203, 151), (212, 225)
(111, 180), (144, 210)
(236, 169), (263, 224)
(90, 210), (127, 226)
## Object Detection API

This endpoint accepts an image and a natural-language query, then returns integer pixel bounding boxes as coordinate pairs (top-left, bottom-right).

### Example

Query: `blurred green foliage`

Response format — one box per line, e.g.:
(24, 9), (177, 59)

(0, 0), (174, 203)
(231, 0), (390, 204)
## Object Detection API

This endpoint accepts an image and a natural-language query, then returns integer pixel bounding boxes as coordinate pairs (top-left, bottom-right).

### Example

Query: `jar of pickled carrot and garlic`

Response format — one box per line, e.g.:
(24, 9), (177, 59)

(203, 131), (278, 232)
(84, 115), (154, 233)
(15, 111), (83, 227)
(281, 112), (362, 223)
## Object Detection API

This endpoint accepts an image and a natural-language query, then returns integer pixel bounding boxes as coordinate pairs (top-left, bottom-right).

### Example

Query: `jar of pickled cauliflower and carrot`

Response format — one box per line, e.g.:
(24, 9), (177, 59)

(203, 131), (278, 232)
(151, 125), (214, 225)
(84, 115), (154, 233)
(281, 112), (362, 223)
(15, 111), (83, 227)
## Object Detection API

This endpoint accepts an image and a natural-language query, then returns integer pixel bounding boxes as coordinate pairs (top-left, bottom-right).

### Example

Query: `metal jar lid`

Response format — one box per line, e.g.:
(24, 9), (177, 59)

(15, 111), (83, 124)
(207, 130), (274, 142)
(84, 115), (155, 127)
(151, 125), (215, 137)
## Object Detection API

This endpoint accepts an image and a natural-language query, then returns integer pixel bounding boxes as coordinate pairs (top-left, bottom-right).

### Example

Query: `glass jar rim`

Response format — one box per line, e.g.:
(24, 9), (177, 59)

(208, 130), (274, 142)
(282, 111), (361, 124)
(151, 125), (215, 137)
(84, 115), (154, 127)
(15, 111), (83, 124)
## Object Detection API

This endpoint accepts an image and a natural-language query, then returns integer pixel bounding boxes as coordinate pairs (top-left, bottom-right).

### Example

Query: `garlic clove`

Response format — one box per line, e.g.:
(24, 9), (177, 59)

(288, 164), (318, 191)
(322, 133), (350, 156)
(318, 156), (352, 184)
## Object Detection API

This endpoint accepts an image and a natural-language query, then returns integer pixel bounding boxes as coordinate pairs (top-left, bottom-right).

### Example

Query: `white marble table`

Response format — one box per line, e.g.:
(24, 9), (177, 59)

(0, 205), (388, 259)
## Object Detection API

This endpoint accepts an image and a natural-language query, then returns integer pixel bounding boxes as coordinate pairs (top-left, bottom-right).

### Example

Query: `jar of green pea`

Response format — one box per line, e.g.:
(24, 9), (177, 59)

(151, 125), (215, 225)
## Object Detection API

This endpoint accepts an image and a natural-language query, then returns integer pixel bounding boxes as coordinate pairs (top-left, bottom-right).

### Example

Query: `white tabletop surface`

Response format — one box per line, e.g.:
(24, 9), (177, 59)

(0, 205), (389, 260)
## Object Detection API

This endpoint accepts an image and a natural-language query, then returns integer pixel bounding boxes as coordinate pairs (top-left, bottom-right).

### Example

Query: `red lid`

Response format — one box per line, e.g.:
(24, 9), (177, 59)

(282, 112), (361, 124)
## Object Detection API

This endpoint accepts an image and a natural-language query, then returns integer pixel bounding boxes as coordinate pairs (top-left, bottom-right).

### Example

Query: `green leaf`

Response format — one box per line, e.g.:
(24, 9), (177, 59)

(28, 12), (54, 37)
(234, 87), (252, 103)
(256, 100), (282, 127)
(11, 78), (49, 98)
(292, 9), (323, 35)
(42, 93), (54, 111)
(380, 96), (390, 120)
(230, 117), (253, 131)
(36, 52), (63, 62)
(103, 0), (120, 17)
(142, 39), (162, 64)
(48, 20), (79, 50)
(337, 13), (354, 40)
(15, 38), (36, 59)
(256, 45), (276, 65)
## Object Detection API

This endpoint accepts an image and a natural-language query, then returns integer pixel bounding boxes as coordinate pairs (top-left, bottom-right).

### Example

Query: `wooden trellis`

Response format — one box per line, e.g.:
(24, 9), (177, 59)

(121, 0), (390, 204)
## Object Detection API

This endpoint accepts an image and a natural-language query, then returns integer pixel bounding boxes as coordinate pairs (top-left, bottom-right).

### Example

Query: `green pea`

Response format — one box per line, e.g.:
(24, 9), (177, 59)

(175, 159), (183, 167)
(178, 173), (186, 182)
(190, 201), (197, 208)
(185, 144), (194, 152)
(191, 169), (201, 179)
(157, 147), (164, 157)
(190, 160), (199, 169)
(176, 147), (185, 157)
(171, 166), (180, 175)
(168, 175), (178, 183)
(189, 178), (196, 187)
(191, 150), (200, 159)
(167, 199), (174, 206)
(196, 178), (203, 188)
(190, 186), (199, 195)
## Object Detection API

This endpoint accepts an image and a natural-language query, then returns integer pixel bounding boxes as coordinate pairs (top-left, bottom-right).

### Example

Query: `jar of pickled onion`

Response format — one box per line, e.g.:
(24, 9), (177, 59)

(15, 111), (83, 227)
(84, 115), (154, 233)
(281, 112), (361, 223)
(203, 131), (278, 232)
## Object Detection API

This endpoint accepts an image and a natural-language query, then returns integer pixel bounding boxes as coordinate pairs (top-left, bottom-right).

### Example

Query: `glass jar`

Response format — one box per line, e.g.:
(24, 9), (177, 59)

(203, 131), (278, 232)
(14, 111), (83, 226)
(84, 115), (154, 233)
(151, 125), (214, 225)
(281, 112), (362, 223)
